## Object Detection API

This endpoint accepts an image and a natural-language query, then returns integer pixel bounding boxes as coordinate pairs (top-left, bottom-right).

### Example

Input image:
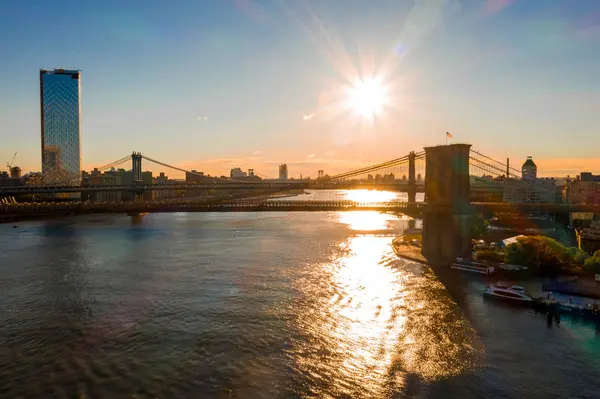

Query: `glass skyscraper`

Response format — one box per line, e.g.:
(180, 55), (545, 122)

(40, 69), (82, 185)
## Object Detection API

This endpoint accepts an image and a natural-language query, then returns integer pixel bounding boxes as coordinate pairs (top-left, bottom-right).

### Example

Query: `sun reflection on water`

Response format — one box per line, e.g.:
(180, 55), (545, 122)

(289, 228), (484, 397)
(342, 189), (399, 203)
(330, 237), (406, 390)
(337, 211), (396, 232)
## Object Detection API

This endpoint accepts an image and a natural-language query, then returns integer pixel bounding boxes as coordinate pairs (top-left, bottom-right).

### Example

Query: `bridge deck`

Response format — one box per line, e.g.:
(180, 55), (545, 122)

(0, 182), (425, 195)
(1, 200), (599, 217)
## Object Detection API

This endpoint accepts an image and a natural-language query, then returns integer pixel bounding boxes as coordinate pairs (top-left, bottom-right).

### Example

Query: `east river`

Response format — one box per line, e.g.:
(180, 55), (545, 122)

(1, 191), (599, 398)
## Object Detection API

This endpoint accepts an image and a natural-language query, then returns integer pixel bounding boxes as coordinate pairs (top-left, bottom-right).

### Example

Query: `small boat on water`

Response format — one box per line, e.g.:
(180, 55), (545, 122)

(483, 283), (534, 303)
(452, 257), (495, 274)
(127, 212), (148, 217)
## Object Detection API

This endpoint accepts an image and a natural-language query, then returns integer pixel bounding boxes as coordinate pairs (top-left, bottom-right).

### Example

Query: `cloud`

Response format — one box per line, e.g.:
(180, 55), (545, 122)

(572, 12), (600, 40)
(197, 116), (208, 121)
(307, 153), (316, 158)
(232, 0), (269, 23)
(324, 151), (335, 156)
(253, 150), (263, 155)
(303, 113), (315, 121)
(479, 0), (514, 18)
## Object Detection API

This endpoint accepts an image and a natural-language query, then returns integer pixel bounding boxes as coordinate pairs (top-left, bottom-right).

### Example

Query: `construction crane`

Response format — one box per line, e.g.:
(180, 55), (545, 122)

(6, 152), (16, 169)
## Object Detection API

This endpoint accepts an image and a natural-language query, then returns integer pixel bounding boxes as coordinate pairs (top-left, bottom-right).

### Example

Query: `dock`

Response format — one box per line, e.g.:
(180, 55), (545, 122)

(391, 237), (427, 264)
(451, 260), (495, 275)
(542, 280), (600, 300)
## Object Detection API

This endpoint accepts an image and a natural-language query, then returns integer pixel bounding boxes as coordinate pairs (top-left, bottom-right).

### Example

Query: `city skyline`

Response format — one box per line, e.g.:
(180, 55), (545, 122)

(1, 0), (600, 177)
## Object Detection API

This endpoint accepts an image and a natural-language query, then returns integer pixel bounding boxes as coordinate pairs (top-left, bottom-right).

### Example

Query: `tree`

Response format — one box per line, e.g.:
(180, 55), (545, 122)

(568, 247), (587, 265)
(583, 251), (600, 274)
(471, 214), (489, 239)
(504, 236), (571, 275)
(475, 249), (503, 263)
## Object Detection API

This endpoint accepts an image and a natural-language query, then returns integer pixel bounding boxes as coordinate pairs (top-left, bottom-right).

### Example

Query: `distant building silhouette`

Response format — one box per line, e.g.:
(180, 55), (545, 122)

(580, 172), (600, 182)
(279, 164), (288, 180)
(230, 167), (247, 179)
(522, 156), (537, 180)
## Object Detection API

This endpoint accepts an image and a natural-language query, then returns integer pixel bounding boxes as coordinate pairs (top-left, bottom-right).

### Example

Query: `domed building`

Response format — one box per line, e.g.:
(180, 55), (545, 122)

(522, 156), (537, 180)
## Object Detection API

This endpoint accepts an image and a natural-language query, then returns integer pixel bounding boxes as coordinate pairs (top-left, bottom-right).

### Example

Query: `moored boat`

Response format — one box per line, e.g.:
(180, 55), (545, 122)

(483, 283), (534, 303)
(452, 257), (495, 274)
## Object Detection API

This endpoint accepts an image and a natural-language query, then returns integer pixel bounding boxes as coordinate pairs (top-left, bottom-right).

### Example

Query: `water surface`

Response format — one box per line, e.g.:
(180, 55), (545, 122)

(1, 211), (599, 398)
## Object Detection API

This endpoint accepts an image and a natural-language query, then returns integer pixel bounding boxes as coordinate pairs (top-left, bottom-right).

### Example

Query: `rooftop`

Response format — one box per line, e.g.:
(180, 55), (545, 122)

(40, 69), (81, 75)
(522, 156), (536, 168)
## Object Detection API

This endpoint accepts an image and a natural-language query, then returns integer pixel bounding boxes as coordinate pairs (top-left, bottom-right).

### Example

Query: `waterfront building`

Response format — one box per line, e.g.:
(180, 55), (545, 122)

(567, 180), (600, 205)
(522, 156), (537, 180)
(185, 170), (205, 184)
(142, 171), (155, 201)
(40, 69), (82, 185)
(577, 220), (600, 254)
(154, 172), (177, 199)
(230, 167), (247, 179)
(0, 171), (21, 188)
(90, 173), (122, 202)
(580, 172), (600, 182)
(503, 178), (556, 203)
(279, 164), (288, 181)
(470, 176), (504, 202)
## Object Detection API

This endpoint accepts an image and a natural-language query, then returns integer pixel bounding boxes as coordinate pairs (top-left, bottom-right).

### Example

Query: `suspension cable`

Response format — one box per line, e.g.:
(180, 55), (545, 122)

(329, 154), (415, 180)
(470, 149), (521, 175)
(96, 155), (131, 171)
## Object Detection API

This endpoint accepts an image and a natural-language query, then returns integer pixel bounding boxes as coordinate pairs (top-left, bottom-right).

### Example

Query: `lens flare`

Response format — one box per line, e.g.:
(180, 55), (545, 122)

(346, 78), (388, 118)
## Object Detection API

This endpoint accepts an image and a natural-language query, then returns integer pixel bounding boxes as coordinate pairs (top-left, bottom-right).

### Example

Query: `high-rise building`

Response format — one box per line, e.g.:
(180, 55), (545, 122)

(40, 69), (82, 185)
(278, 164), (288, 180)
(230, 167), (247, 179)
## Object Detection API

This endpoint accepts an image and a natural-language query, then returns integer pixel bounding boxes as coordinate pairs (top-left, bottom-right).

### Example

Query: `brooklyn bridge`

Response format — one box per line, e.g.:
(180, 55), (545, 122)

(2, 144), (598, 262)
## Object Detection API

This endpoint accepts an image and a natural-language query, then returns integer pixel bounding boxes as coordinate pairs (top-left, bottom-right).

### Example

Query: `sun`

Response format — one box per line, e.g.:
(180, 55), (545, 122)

(345, 78), (388, 118)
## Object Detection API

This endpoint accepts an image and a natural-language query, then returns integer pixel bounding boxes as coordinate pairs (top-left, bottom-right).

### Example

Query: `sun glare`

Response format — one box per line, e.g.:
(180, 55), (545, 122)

(346, 78), (388, 118)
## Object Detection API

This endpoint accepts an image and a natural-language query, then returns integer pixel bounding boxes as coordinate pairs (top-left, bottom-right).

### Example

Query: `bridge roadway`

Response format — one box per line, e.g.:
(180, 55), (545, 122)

(0, 181), (425, 195)
(1, 200), (599, 217)
(0, 200), (422, 216)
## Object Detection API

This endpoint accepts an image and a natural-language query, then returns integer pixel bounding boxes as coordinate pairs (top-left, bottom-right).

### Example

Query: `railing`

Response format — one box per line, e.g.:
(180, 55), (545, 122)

(0, 200), (424, 215)
(3, 199), (600, 216)
(0, 181), (426, 195)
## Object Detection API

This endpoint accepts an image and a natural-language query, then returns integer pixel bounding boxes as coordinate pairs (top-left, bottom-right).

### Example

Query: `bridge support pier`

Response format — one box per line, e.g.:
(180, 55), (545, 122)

(131, 152), (144, 202)
(132, 152), (142, 183)
(421, 144), (473, 263)
(407, 151), (416, 204)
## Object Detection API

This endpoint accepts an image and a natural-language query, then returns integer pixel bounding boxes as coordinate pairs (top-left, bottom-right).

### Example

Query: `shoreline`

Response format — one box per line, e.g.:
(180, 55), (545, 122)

(391, 235), (600, 300)
(391, 237), (428, 265)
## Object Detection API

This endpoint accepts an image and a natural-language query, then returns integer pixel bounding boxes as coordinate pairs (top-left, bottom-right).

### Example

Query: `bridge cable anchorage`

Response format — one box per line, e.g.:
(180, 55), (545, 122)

(328, 152), (424, 181)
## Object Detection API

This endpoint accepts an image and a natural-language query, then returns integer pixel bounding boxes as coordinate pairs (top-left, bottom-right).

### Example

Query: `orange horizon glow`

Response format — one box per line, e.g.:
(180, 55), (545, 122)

(10, 156), (600, 180)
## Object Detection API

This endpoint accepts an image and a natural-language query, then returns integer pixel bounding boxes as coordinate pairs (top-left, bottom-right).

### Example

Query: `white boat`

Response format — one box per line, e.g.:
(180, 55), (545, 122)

(483, 283), (533, 303)
(452, 257), (495, 275)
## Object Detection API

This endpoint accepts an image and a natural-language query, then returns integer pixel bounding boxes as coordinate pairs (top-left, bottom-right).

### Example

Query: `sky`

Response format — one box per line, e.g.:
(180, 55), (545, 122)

(1, 0), (599, 178)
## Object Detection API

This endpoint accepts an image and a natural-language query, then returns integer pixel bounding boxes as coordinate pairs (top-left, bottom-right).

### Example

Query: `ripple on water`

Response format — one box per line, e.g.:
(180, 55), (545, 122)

(1, 212), (599, 398)
(280, 235), (485, 398)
